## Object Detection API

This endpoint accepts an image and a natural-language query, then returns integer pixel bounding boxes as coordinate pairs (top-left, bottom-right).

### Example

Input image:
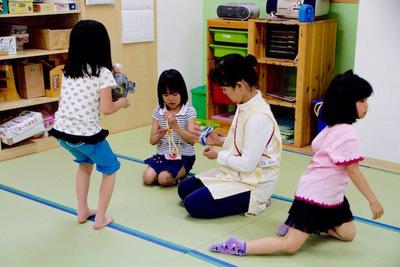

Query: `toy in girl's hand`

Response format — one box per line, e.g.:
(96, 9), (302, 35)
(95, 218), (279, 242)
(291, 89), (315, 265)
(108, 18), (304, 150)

(199, 125), (214, 146)
(112, 63), (136, 101)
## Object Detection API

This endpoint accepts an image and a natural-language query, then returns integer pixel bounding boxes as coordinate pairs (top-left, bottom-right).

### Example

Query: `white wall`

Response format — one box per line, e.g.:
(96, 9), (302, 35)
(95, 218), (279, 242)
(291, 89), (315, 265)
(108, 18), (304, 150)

(354, 1), (400, 163)
(157, 0), (204, 102)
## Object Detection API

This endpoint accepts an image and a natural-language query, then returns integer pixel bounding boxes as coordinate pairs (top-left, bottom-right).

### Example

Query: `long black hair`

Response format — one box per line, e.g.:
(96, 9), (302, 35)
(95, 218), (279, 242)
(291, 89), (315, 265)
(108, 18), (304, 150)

(157, 69), (188, 107)
(210, 54), (258, 87)
(64, 20), (112, 78)
(321, 70), (373, 126)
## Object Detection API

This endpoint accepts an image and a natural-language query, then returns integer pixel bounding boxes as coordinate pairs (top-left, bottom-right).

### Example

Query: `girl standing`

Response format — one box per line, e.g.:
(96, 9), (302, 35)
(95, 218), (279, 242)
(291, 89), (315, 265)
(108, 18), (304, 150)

(177, 54), (282, 218)
(49, 20), (129, 230)
(209, 70), (384, 256)
(143, 69), (197, 186)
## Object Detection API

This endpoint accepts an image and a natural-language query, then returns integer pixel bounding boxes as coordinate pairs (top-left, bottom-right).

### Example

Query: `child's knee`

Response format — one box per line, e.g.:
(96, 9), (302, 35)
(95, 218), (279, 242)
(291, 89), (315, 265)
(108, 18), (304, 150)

(341, 229), (356, 242)
(157, 172), (174, 186)
(283, 242), (303, 254)
(142, 171), (157, 185)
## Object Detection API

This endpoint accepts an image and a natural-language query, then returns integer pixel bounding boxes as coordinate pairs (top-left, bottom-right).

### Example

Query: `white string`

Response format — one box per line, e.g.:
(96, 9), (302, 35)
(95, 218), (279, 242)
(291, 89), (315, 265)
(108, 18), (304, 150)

(165, 120), (180, 155)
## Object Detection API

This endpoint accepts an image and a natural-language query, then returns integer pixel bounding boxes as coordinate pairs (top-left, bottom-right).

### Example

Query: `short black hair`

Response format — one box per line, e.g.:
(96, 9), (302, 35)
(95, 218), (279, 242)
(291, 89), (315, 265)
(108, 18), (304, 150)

(157, 69), (188, 107)
(210, 54), (258, 87)
(321, 70), (373, 126)
(64, 20), (112, 78)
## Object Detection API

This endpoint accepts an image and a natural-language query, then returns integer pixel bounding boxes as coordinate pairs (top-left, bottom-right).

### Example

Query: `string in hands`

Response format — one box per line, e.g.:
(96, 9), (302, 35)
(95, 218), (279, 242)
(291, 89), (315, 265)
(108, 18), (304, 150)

(165, 120), (180, 159)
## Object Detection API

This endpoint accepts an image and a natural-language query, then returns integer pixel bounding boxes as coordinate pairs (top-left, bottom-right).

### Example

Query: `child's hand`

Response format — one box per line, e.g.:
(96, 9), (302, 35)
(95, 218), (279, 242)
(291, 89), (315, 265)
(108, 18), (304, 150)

(156, 126), (167, 139)
(203, 146), (218, 160)
(370, 201), (384, 219)
(117, 97), (130, 108)
(205, 132), (223, 146)
(164, 112), (178, 129)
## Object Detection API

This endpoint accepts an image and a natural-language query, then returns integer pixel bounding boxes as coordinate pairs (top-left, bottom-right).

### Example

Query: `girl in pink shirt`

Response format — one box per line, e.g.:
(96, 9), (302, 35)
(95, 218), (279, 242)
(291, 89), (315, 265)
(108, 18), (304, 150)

(209, 70), (384, 256)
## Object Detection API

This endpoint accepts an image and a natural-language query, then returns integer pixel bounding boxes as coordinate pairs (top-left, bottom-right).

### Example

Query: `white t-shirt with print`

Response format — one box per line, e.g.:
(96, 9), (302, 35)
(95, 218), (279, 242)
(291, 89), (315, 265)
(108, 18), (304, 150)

(53, 67), (117, 136)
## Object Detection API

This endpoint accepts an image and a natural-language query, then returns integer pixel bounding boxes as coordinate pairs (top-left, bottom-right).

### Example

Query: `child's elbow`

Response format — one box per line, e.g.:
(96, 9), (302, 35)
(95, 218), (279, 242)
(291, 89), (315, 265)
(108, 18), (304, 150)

(100, 106), (113, 115)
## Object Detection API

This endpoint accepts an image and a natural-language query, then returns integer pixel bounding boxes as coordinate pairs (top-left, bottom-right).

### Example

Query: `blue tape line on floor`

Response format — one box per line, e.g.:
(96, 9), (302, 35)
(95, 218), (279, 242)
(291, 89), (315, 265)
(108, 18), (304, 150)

(0, 183), (236, 267)
(117, 154), (400, 234)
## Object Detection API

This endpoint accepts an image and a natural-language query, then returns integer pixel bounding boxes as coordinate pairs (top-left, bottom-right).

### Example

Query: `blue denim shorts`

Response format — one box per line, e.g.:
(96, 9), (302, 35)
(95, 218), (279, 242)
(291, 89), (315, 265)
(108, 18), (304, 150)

(59, 139), (120, 175)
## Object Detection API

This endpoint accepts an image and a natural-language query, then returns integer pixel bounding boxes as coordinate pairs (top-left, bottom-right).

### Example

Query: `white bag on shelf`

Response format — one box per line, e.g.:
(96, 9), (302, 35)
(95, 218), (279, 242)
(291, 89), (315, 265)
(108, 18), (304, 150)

(0, 111), (45, 145)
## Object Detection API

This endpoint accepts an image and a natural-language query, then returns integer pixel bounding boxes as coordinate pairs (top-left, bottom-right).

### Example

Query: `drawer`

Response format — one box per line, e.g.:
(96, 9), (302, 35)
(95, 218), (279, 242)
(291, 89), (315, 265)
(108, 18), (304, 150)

(209, 44), (247, 58)
(210, 28), (248, 44)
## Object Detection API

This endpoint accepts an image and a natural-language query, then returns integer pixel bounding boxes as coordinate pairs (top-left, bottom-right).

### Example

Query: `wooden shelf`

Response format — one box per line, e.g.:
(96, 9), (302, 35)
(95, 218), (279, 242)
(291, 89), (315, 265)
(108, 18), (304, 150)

(258, 57), (298, 67)
(0, 49), (68, 61)
(207, 19), (248, 30)
(0, 10), (80, 18)
(0, 136), (59, 161)
(0, 7), (80, 161)
(207, 18), (337, 147)
(264, 96), (296, 108)
(0, 97), (59, 112)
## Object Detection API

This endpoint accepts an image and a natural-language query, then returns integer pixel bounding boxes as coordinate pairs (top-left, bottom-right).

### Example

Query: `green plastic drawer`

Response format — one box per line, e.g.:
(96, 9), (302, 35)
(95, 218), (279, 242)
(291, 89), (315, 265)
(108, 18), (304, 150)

(209, 44), (248, 57)
(210, 28), (248, 44)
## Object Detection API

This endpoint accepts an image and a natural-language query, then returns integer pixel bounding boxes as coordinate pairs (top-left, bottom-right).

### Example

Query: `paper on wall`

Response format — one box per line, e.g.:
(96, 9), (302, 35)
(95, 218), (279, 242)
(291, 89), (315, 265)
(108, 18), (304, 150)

(121, 0), (153, 10)
(85, 0), (114, 5)
(121, 10), (154, 43)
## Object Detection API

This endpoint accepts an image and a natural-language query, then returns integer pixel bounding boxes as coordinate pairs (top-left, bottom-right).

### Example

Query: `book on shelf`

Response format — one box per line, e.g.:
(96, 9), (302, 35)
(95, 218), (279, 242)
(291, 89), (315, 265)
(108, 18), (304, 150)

(211, 112), (234, 124)
(266, 92), (296, 102)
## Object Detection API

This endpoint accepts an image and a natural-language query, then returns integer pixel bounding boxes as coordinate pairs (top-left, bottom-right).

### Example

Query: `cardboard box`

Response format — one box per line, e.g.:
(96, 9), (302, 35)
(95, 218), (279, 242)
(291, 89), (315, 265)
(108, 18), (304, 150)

(54, 3), (76, 11)
(0, 36), (17, 55)
(8, 1), (33, 14)
(33, 3), (54, 12)
(30, 28), (71, 50)
(0, 111), (45, 145)
(17, 63), (45, 99)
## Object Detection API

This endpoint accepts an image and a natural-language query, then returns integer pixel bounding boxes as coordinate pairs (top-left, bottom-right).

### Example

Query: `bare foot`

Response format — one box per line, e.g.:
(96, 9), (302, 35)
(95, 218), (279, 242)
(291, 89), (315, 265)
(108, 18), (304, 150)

(77, 209), (97, 223)
(93, 216), (113, 230)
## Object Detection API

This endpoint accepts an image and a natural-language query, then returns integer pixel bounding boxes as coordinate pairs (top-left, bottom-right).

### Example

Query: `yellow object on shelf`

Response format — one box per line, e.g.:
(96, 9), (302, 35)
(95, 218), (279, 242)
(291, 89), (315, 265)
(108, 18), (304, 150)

(0, 64), (20, 102)
(45, 64), (63, 97)
(8, 0), (33, 14)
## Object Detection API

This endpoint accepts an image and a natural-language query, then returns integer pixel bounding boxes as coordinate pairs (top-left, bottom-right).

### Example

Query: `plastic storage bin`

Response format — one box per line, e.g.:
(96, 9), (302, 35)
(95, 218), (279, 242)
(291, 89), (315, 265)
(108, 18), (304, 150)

(209, 28), (248, 44)
(191, 85), (206, 120)
(209, 44), (247, 58)
(312, 99), (326, 133)
(212, 83), (234, 105)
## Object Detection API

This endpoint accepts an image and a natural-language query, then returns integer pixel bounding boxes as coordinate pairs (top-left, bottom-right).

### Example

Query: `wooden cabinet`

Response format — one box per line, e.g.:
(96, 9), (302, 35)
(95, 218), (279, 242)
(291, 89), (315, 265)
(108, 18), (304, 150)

(206, 18), (337, 147)
(0, 11), (80, 161)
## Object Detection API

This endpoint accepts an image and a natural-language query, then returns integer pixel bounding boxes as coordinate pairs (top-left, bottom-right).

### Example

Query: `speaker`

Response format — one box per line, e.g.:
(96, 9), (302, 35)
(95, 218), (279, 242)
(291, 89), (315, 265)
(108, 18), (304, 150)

(217, 3), (260, 21)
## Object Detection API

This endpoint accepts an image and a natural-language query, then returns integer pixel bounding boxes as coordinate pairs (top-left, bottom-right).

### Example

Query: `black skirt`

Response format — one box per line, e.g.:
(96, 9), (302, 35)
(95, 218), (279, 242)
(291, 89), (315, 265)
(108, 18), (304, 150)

(285, 196), (354, 234)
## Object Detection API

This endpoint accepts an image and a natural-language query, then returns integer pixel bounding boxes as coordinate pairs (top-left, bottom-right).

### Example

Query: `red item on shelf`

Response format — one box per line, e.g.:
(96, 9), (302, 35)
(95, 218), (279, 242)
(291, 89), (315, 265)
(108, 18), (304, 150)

(212, 83), (234, 105)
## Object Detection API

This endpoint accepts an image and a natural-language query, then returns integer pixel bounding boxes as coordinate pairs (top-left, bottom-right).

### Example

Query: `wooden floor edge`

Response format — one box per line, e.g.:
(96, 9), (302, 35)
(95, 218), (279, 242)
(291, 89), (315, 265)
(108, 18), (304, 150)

(283, 145), (400, 174)
(362, 157), (400, 174)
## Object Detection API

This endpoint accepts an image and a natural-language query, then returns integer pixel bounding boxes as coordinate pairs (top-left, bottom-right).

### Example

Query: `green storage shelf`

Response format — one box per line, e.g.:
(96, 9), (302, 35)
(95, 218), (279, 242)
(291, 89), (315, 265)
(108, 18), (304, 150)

(209, 44), (248, 58)
(209, 28), (248, 44)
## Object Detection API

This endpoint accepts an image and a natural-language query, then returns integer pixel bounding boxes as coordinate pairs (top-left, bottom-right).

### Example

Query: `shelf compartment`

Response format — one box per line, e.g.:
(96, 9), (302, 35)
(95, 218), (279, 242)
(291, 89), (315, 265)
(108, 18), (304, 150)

(0, 48), (68, 60)
(272, 107), (295, 145)
(266, 24), (299, 60)
(258, 57), (297, 67)
(264, 96), (296, 108)
(210, 113), (234, 125)
(0, 10), (80, 18)
(0, 96), (58, 111)
(260, 64), (297, 101)
(0, 135), (58, 161)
